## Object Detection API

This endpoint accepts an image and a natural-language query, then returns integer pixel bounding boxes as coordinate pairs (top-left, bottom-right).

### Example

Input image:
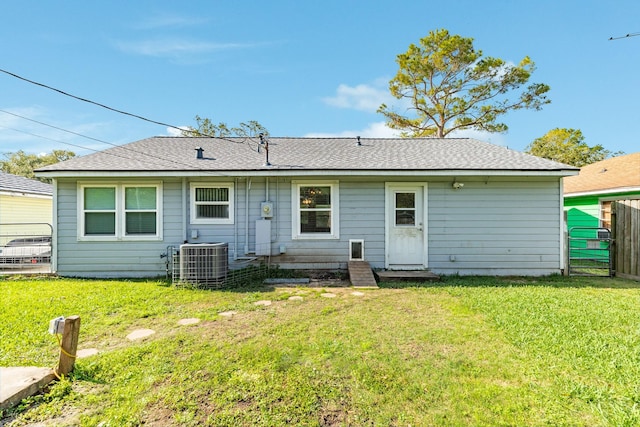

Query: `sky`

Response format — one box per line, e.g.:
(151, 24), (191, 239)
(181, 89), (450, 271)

(1, 0), (639, 159)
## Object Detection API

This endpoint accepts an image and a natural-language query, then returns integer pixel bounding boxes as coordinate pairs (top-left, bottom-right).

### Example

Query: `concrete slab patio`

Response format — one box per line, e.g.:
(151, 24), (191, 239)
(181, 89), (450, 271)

(0, 367), (56, 411)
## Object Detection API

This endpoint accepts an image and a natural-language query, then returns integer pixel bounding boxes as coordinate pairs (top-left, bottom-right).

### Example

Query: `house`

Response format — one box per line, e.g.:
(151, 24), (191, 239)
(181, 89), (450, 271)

(35, 136), (578, 278)
(563, 152), (640, 279)
(0, 171), (53, 245)
(563, 152), (640, 231)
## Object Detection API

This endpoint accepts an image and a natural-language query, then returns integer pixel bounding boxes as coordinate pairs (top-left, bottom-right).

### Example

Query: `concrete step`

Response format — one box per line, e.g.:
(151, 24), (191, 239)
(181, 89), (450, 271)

(348, 261), (378, 288)
(376, 270), (440, 282)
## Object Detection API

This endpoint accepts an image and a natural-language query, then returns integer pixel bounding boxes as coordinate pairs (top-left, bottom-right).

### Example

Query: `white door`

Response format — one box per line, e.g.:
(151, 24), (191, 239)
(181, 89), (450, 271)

(386, 185), (426, 269)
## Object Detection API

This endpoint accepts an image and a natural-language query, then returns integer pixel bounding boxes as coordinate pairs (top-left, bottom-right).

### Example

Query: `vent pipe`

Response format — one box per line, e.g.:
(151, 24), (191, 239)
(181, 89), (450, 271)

(195, 147), (204, 159)
(356, 135), (361, 146)
(259, 133), (271, 166)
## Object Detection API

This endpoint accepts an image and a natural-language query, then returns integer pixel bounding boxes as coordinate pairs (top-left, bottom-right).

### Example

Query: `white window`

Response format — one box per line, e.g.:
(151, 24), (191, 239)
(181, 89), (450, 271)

(190, 183), (234, 224)
(79, 183), (162, 240)
(292, 181), (339, 239)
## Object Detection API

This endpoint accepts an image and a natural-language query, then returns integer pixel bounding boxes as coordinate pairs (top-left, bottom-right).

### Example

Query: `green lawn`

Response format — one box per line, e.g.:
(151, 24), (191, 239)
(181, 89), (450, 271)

(2, 275), (640, 426)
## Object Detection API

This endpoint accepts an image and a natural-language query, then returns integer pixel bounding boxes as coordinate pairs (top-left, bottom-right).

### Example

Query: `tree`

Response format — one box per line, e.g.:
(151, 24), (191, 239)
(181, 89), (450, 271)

(378, 29), (551, 138)
(182, 115), (268, 138)
(525, 128), (620, 167)
(0, 149), (75, 182)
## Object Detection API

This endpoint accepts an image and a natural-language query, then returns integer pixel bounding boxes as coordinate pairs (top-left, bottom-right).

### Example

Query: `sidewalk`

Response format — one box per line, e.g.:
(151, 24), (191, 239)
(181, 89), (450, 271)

(0, 367), (56, 410)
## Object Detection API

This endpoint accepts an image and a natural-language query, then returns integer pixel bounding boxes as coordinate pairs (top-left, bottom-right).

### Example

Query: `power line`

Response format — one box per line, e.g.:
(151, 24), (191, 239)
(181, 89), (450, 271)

(0, 67), (265, 147)
(0, 123), (234, 175)
(0, 109), (119, 147)
(0, 110), (258, 176)
(0, 67), (188, 135)
(0, 67), (268, 168)
(609, 32), (640, 41)
(0, 124), (100, 153)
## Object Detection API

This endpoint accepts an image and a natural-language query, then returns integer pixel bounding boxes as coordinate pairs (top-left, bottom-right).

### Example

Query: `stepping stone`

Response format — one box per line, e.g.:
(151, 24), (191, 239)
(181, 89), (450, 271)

(77, 348), (99, 358)
(126, 329), (155, 341)
(218, 311), (237, 317)
(288, 296), (304, 301)
(178, 318), (200, 326)
(321, 293), (337, 298)
(254, 300), (272, 306)
(351, 291), (365, 296)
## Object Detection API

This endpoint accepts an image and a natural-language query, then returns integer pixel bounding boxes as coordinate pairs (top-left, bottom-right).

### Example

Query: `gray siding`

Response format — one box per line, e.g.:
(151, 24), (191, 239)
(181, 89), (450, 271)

(55, 179), (183, 278)
(428, 180), (562, 275)
(53, 175), (563, 278)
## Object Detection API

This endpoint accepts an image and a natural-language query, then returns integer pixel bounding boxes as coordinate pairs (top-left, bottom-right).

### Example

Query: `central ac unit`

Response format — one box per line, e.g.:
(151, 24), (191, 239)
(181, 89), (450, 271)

(179, 243), (228, 286)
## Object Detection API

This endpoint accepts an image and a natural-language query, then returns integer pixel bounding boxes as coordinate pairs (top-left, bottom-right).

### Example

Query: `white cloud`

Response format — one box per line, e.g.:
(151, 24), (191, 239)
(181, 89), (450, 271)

(115, 38), (260, 58)
(166, 126), (189, 137)
(448, 128), (508, 146)
(323, 83), (394, 112)
(306, 122), (510, 145)
(134, 14), (208, 30)
(305, 121), (400, 138)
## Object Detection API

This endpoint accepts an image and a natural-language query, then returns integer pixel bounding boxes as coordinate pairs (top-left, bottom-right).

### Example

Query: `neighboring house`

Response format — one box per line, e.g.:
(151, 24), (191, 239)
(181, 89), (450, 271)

(563, 152), (640, 231)
(563, 153), (640, 278)
(0, 172), (53, 245)
(36, 136), (578, 278)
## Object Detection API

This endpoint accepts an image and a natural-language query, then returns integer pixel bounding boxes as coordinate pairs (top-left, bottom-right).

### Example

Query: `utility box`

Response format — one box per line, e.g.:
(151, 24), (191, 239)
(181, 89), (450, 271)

(256, 219), (271, 256)
(260, 202), (274, 218)
(49, 316), (65, 334)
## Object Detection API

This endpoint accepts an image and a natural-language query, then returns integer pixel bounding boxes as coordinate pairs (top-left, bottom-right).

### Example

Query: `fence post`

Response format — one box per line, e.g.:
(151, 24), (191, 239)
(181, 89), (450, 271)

(56, 315), (80, 376)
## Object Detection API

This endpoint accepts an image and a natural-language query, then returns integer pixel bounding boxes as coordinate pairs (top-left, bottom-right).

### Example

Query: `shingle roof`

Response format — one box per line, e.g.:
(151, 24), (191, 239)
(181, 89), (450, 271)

(0, 171), (53, 195)
(563, 152), (640, 195)
(36, 136), (577, 175)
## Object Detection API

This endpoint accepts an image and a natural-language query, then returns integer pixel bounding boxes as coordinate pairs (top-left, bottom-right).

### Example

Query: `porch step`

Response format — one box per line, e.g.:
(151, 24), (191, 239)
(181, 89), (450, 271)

(348, 261), (378, 288)
(376, 270), (441, 282)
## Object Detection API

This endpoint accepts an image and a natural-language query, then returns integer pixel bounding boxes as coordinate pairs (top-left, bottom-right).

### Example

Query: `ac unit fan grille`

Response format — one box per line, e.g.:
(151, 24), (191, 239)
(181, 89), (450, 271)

(179, 243), (228, 286)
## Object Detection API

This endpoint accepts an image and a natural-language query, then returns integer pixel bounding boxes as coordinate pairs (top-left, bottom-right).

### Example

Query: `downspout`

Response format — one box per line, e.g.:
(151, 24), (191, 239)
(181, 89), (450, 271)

(51, 178), (58, 273)
(234, 178), (238, 260)
(265, 177), (269, 202)
(245, 177), (251, 254)
(273, 177), (279, 241)
(182, 178), (188, 242)
(559, 178), (566, 274)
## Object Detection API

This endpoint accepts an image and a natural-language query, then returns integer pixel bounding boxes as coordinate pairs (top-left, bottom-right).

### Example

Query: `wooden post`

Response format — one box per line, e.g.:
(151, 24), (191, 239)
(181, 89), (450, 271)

(56, 315), (80, 376)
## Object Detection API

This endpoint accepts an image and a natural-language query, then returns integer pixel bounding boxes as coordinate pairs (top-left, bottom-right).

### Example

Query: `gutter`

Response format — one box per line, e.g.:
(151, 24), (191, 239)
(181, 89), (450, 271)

(35, 169), (580, 179)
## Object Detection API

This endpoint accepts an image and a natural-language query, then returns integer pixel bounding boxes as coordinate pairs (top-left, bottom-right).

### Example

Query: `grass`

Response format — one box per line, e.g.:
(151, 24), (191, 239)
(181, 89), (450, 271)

(2, 275), (640, 426)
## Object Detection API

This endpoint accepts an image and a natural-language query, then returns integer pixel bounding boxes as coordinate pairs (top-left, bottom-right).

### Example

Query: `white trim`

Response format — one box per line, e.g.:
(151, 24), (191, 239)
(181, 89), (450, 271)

(181, 178), (188, 242)
(385, 182), (428, 269)
(52, 179), (58, 273)
(38, 169), (579, 179)
(77, 181), (163, 241)
(559, 179), (565, 271)
(349, 239), (365, 261)
(189, 182), (234, 225)
(291, 180), (340, 240)
(0, 190), (52, 199)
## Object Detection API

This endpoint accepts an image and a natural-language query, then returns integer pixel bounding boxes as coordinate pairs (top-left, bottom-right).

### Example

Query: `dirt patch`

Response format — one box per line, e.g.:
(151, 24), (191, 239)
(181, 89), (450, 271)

(142, 402), (179, 426)
(319, 408), (348, 426)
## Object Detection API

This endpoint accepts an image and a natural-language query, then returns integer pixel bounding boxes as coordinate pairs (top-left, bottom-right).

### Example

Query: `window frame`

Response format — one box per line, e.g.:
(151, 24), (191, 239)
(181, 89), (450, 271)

(291, 180), (339, 240)
(190, 182), (234, 225)
(78, 182), (163, 241)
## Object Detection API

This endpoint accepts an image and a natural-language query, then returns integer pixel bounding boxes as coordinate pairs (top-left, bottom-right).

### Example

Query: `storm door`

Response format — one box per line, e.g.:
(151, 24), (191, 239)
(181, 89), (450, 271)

(386, 185), (426, 269)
